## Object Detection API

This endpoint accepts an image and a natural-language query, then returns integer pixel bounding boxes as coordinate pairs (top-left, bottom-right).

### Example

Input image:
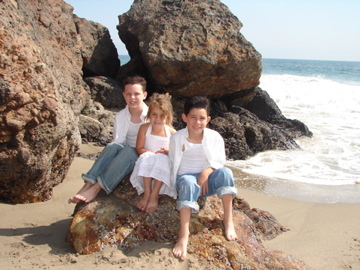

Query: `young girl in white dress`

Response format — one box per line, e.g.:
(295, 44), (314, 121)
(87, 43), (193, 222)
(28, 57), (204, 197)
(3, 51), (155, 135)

(130, 93), (177, 212)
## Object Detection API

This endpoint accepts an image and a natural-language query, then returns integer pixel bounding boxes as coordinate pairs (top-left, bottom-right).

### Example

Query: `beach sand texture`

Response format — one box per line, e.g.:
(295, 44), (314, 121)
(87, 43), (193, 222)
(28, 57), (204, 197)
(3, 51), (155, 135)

(0, 144), (359, 269)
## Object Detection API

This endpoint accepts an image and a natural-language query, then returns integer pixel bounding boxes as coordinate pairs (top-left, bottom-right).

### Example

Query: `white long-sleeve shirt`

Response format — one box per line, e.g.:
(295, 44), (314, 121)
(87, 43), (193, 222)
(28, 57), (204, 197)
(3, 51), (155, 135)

(113, 104), (148, 145)
(169, 127), (226, 182)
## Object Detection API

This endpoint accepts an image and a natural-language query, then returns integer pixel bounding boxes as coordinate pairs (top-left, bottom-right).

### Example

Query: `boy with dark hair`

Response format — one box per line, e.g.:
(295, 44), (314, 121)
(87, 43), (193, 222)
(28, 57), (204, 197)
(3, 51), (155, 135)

(169, 96), (238, 260)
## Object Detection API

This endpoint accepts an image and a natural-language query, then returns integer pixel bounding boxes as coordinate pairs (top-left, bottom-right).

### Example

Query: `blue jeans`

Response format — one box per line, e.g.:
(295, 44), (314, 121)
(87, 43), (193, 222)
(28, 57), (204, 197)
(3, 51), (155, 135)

(82, 143), (138, 194)
(176, 167), (237, 213)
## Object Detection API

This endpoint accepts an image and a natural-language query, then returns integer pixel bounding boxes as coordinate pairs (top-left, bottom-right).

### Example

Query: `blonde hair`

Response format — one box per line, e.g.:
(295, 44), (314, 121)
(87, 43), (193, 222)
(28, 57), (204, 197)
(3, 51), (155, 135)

(146, 93), (174, 127)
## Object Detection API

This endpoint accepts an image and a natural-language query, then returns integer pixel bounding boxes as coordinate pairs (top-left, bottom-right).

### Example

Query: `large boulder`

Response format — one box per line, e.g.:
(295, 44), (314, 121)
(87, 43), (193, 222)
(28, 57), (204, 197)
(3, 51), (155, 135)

(0, 0), (119, 203)
(74, 17), (120, 78)
(117, 0), (262, 97)
(68, 177), (306, 269)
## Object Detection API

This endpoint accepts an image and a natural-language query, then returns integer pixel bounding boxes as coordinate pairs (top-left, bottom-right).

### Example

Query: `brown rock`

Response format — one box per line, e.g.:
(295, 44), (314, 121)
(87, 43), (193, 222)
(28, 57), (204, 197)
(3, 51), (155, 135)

(0, 0), (119, 203)
(117, 0), (262, 98)
(74, 16), (120, 78)
(68, 177), (306, 269)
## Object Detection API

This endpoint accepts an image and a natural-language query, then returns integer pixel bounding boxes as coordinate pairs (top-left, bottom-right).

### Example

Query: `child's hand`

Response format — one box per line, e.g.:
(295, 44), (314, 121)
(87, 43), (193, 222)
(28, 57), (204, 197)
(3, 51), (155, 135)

(198, 168), (214, 196)
(156, 148), (169, 155)
(197, 176), (209, 196)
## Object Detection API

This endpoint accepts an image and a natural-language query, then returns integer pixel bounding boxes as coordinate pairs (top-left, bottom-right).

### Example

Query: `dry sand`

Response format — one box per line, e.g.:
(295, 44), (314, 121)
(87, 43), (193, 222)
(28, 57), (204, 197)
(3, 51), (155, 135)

(1, 143), (359, 269)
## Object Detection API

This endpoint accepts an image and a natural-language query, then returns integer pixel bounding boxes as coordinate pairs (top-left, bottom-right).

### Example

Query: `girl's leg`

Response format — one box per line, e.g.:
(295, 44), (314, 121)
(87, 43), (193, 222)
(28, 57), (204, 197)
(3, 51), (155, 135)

(172, 207), (191, 260)
(137, 177), (152, 211)
(146, 179), (163, 212)
(222, 194), (238, 241)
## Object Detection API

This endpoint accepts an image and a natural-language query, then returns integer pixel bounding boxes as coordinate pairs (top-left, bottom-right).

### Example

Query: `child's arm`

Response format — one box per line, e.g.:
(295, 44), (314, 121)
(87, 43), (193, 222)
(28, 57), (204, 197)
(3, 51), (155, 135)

(198, 167), (214, 196)
(136, 123), (151, 155)
(156, 126), (177, 155)
(169, 127), (177, 135)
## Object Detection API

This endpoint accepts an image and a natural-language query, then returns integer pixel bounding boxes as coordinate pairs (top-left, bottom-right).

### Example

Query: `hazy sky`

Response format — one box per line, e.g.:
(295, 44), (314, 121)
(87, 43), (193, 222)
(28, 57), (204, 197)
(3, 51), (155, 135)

(66, 0), (360, 62)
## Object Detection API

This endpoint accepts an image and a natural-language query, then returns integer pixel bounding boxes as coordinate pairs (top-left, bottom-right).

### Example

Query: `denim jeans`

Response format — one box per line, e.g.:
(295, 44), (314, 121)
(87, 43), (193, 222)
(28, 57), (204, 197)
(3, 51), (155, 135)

(176, 167), (237, 213)
(82, 142), (138, 194)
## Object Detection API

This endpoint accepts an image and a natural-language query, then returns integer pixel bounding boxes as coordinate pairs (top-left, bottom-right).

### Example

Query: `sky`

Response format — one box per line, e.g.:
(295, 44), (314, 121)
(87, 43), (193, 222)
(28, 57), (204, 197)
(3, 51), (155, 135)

(66, 0), (360, 62)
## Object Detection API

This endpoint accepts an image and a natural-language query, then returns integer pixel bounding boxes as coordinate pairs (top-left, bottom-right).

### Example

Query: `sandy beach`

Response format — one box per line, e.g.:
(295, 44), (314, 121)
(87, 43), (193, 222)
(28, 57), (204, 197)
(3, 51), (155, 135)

(1, 144), (359, 269)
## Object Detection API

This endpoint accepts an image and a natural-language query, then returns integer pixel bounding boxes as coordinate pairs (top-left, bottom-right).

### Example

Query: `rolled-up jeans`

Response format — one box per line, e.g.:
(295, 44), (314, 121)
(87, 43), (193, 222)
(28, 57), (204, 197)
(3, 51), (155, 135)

(176, 167), (237, 213)
(81, 142), (138, 194)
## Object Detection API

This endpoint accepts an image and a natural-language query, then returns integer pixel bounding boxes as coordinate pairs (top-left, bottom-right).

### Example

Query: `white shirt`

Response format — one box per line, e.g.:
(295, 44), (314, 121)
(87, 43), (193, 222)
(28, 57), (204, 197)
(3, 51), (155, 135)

(126, 121), (142, 147)
(177, 141), (207, 175)
(113, 104), (148, 145)
(169, 127), (226, 182)
(144, 124), (171, 152)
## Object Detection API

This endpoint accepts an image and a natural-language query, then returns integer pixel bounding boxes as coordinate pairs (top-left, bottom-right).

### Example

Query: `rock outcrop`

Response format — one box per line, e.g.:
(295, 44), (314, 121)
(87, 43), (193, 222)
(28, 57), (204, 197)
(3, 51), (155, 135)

(68, 176), (306, 269)
(0, 0), (119, 203)
(117, 0), (261, 98)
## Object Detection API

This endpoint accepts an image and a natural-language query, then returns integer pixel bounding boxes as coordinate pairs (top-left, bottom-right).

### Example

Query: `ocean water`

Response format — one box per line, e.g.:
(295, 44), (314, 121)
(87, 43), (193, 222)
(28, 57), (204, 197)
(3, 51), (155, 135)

(229, 59), (360, 203)
(120, 55), (360, 202)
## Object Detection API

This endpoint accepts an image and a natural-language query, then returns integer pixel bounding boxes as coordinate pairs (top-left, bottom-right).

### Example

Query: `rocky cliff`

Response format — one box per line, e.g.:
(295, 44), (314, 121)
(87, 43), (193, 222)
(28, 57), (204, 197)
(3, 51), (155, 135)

(0, 0), (119, 203)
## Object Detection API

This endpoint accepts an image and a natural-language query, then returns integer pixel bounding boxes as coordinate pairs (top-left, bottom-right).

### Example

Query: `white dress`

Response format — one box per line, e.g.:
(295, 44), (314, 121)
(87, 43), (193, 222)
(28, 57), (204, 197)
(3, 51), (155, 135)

(130, 125), (177, 199)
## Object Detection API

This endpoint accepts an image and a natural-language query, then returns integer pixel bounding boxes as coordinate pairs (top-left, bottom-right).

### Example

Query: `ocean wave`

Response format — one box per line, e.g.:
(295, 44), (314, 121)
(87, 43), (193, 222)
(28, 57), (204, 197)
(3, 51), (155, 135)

(233, 72), (360, 187)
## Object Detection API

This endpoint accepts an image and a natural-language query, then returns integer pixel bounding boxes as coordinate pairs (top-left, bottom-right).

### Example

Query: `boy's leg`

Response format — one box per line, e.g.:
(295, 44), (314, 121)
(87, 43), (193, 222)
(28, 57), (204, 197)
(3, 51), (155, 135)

(146, 179), (163, 212)
(137, 177), (152, 211)
(207, 167), (237, 197)
(222, 194), (238, 241)
(173, 207), (191, 260)
(82, 143), (125, 182)
(207, 167), (238, 241)
(97, 146), (138, 193)
(176, 173), (201, 212)
(173, 174), (200, 260)
(74, 183), (102, 203)
(68, 181), (92, 203)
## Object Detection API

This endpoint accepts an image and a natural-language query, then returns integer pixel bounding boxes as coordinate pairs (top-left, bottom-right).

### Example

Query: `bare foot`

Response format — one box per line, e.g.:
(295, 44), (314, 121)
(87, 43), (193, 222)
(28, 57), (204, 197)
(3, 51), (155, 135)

(172, 230), (189, 260)
(137, 193), (150, 211)
(74, 183), (102, 203)
(68, 182), (92, 204)
(146, 194), (159, 212)
(68, 196), (81, 204)
(223, 219), (238, 241)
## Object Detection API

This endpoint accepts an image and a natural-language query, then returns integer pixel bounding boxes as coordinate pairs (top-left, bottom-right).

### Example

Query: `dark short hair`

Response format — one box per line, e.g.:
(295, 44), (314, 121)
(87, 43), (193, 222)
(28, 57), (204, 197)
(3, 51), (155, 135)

(183, 96), (210, 116)
(122, 76), (147, 92)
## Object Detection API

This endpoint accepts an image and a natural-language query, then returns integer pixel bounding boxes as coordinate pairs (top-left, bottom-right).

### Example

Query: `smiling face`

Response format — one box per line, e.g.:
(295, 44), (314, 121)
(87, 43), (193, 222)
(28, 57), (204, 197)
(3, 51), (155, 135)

(182, 108), (211, 138)
(148, 105), (166, 129)
(122, 83), (147, 110)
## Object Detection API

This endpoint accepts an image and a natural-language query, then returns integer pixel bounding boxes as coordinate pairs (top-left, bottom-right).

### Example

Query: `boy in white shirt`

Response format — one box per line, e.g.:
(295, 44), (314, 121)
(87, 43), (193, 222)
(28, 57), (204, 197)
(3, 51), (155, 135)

(169, 96), (238, 260)
(69, 76), (148, 204)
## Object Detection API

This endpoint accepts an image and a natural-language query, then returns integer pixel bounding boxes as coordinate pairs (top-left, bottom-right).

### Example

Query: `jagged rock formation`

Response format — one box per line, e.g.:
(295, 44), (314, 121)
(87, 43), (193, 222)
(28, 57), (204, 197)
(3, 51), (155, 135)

(68, 177), (307, 269)
(0, 0), (119, 203)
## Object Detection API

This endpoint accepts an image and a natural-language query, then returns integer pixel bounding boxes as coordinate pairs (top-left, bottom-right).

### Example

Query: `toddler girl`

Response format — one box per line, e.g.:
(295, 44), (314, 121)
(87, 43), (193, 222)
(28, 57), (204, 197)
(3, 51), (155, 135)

(130, 93), (176, 212)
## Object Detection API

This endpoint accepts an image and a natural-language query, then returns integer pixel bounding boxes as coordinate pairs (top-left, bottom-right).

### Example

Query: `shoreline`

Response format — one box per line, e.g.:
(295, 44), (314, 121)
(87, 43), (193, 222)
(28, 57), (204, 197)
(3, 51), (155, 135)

(230, 166), (360, 204)
(0, 144), (359, 269)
